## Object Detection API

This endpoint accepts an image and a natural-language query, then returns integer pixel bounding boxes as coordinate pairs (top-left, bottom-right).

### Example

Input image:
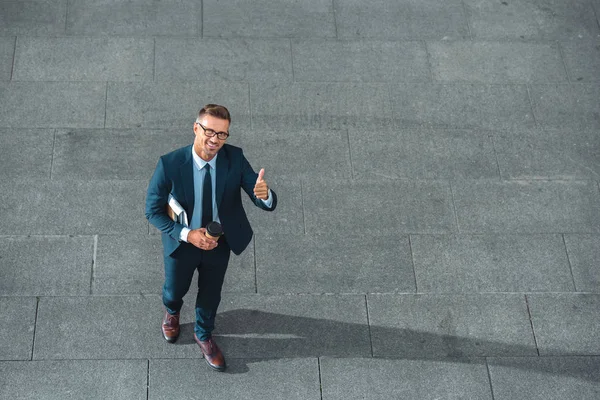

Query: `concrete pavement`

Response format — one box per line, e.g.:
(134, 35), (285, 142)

(1, 0), (600, 399)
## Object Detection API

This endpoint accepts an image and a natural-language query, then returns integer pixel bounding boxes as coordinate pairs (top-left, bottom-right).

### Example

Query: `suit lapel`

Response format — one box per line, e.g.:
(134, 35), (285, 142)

(215, 147), (229, 208)
(180, 145), (195, 216)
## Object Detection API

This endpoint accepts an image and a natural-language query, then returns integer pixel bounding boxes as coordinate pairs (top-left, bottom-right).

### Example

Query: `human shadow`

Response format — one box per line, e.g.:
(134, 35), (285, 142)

(176, 309), (598, 381)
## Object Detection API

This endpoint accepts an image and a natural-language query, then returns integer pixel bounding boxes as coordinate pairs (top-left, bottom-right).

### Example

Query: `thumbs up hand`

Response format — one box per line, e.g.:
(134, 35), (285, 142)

(253, 168), (269, 200)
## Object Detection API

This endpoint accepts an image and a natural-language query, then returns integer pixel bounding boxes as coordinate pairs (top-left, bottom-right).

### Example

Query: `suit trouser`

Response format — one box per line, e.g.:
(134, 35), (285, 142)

(162, 238), (231, 341)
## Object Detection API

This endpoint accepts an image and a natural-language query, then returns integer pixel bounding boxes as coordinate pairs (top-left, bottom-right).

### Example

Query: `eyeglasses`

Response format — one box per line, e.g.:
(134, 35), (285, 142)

(196, 122), (229, 140)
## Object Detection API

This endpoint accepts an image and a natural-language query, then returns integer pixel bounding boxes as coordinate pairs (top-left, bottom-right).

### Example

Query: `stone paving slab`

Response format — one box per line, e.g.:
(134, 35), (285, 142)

(149, 358), (320, 399)
(0, 236), (93, 296)
(493, 128), (600, 180)
(561, 40), (600, 83)
(453, 180), (600, 233)
(250, 82), (393, 130)
(93, 235), (255, 294)
(367, 294), (537, 357)
(410, 234), (574, 293)
(334, 0), (469, 39)
(156, 38), (292, 82)
(349, 128), (498, 180)
(13, 37), (154, 82)
(530, 84), (600, 129)
(203, 0), (335, 38)
(564, 234), (600, 292)
(0, 179), (148, 235)
(255, 234), (414, 294)
(106, 82), (250, 129)
(33, 295), (200, 359)
(428, 41), (567, 83)
(0, 297), (36, 360)
(214, 294), (371, 357)
(0, 0), (67, 36)
(237, 129), (352, 179)
(389, 84), (535, 130)
(303, 178), (456, 234)
(0, 82), (106, 128)
(0, 37), (14, 81)
(527, 293), (600, 355)
(487, 356), (600, 400)
(463, 0), (600, 40)
(66, 0), (199, 36)
(242, 178), (304, 234)
(0, 128), (53, 179)
(52, 129), (192, 180)
(292, 40), (429, 82)
(0, 359), (147, 400)
(320, 357), (493, 400)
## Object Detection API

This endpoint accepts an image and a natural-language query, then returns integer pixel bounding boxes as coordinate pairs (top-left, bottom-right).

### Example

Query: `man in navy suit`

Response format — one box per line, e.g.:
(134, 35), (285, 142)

(145, 104), (277, 371)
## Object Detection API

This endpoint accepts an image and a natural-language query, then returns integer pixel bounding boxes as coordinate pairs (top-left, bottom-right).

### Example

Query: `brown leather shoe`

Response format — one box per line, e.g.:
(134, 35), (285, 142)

(194, 334), (226, 372)
(161, 311), (180, 343)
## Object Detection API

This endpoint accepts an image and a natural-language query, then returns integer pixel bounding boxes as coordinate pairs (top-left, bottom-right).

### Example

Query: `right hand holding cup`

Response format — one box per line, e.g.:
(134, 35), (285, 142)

(188, 228), (218, 250)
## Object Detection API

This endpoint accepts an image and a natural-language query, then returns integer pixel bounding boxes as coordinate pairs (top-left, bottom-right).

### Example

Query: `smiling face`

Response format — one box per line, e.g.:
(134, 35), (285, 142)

(193, 114), (229, 161)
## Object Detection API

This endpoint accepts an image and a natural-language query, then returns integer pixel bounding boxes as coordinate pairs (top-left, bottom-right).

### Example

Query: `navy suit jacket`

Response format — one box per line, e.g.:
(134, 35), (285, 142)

(145, 144), (277, 256)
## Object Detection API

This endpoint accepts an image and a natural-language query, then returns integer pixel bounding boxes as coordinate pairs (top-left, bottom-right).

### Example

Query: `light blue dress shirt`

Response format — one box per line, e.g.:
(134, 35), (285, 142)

(179, 147), (272, 242)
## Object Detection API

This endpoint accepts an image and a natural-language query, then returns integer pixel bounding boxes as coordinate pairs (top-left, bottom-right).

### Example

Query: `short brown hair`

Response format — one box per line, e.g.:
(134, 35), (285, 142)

(198, 104), (231, 123)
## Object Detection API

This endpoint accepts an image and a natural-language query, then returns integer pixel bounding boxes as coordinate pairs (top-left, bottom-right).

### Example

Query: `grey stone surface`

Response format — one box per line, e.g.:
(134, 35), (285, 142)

(0, 236), (93, 296)
(464, 0), (600, 39)
(106, 82), (250, 129)
(530, 84), (600, 129)
(564, 234), (600, 292)
(429, 41), (567, 83)
(410, 234), (574, 293)
(149, 358), (320, 399)
(303, 178), (456, 234)
(237, 129), (352, 179)
(255, 234), (414, 294)
(367, 293), (537, 357)
(0, 179), (148, 235)
(527, 293), (600, 355)
(214, 294), (371, 357)
(334, 0), (469, 39)
(33, 295), (200, 359)
(52, 129), (192, 180)
(0, 129), (53, 179)
(389, 84), (535, 130)
(488, 356), (600, 400)
(349, 128), (499, 179)
(13, 37), (153, 82)
(203, 0), (335, 38)
(561, 40), (600, 83)
(93, 234), (255, 294)
(493, 128), (600, 180)
(453, 180), (600, 233)
(250, 82), (393, 130)
(320, 358), (493, 400)
(0, 82), (106, 128)
(66, 0), (199, 36)
(0, 37), (14, 81)
(292, 40), (429, 82)
(0, 0), (66, 36)
(0, 297), (36, 360)
(155, 38), (292, 82)
(0, 360), (147, 400)
(243, 178), (304, 234)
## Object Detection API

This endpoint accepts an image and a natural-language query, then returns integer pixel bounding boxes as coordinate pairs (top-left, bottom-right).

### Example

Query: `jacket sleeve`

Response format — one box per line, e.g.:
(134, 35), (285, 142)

(239, 150), (277, 212)
(145, 157), (184, 240)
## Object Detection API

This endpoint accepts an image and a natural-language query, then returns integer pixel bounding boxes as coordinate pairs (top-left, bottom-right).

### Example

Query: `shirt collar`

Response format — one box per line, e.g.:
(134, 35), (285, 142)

(192, 146), (218, 171)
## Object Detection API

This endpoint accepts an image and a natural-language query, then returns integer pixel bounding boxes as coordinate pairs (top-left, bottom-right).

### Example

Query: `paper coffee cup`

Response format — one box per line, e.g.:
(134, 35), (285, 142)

(205, 221), (224, 241)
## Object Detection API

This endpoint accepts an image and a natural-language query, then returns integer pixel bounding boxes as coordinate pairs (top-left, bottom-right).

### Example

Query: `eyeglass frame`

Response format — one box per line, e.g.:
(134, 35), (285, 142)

(195, 122), (230, 140)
